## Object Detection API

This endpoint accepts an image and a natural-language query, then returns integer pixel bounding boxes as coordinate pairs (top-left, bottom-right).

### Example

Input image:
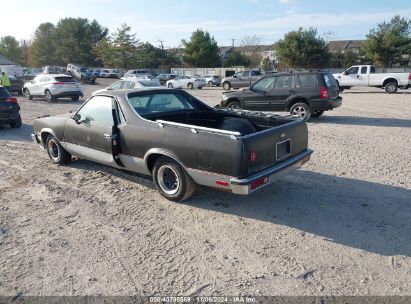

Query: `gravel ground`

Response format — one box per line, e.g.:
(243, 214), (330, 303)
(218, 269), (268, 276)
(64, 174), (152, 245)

(0, 78), (410, 296)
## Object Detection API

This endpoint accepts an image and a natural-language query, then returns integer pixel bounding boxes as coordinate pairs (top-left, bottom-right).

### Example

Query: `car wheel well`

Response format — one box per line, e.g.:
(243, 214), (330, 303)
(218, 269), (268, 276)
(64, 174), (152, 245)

(40, 132), (51, 146)
(146, 154), (165, 172)
(288, 98), (309, 111)
(383, 78), (398, 86)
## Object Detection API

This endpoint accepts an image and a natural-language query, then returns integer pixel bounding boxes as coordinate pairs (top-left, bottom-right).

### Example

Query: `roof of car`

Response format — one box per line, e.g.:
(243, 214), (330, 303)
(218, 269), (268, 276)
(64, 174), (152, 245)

(38, 73), (72, 77)
(94, 87), (174, 98)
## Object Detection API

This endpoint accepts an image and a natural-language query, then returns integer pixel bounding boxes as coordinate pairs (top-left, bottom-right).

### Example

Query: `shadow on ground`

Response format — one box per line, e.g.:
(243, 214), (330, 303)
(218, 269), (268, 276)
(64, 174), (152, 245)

(0, 124), (32, 142)
(312, 115), (411, 128)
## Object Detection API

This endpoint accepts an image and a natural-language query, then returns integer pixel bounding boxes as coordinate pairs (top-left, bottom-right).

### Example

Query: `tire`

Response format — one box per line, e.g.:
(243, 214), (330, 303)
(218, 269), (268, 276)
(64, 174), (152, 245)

(153, 157), (195, 202)
(45, 134), (71, 165)
(290, 102), (311, 121)
(385, 82), (398, 94)
(71, 96), (80, 101)
(198, 87), (202, 90)
(227, 100), (241, 109)
(10, 114), (22, 128)
(168, 83), (173, 88)
(187, 83), (193, 89)
(311, 110), (324, 118)
(23, 88), (32, 100)
(208, 81), (213, 87)
(223, 82), (231, 90)
(45, 90), (54, 103)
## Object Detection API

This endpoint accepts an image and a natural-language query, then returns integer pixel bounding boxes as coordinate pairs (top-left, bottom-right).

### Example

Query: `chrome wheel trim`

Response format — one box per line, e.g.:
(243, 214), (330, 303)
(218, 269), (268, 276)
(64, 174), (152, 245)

(386, 84), (396, 93)
(45, 91), (52, 101)
(228, 102), (240, 109)
(24, 89), (30, 99)
(47, 139), (59, 161)
(292, 106), (306, 117)
(158, 165), (180, 195)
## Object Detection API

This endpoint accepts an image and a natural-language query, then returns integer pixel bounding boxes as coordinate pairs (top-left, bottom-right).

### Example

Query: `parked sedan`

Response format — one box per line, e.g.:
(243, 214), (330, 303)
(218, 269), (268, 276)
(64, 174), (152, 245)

(23, 74), (84, 102)
(204, 75), (222, 87)
(155, 74), (177, 85)
(92, 79), (162, 96)
(166, 75), (206, 89)
(0, 86), (21, 128)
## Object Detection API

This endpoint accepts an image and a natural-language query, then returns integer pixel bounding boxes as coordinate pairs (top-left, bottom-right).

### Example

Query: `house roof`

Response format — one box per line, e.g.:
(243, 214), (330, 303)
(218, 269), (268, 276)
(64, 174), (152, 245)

(0, 54), (15, 65)
(327, 40), (364, 53)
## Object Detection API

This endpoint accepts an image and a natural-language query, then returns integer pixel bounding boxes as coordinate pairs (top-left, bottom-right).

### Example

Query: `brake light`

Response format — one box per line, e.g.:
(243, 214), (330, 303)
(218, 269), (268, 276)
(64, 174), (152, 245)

(215, 180), (229, 187)
(408, 74), (411, 81)
(249, 152), (257, 162)
(52, 82), (65, 85)
(320, 86), (329, 99)
(5, 97), (17, 104)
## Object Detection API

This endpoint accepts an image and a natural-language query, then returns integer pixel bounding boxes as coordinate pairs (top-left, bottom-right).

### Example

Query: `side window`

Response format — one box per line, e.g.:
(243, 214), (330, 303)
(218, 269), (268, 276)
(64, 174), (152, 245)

(346, 67), (359, 75)
(124, 81), (135, 89)
(242, 71), (250, 77)
(252, 77), (275, 92)
(370, 66), (376, 74)
(360, 66), (367, 74)
(298, 74), (319, 87)
(77, 96), (113, 125)
(128, 93), (194, 115)
(251, 70), (261, 76)
(109, 81), (123, 90)
(274, 75), (295, 89)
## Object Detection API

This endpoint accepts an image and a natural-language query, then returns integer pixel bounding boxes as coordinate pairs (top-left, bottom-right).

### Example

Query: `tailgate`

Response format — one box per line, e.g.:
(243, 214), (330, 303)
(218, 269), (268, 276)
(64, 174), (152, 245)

(242, 119), (308, 177)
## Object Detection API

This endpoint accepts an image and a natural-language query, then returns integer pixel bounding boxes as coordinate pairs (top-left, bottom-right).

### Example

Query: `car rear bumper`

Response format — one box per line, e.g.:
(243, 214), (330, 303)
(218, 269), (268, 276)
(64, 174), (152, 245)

(51, 91), (83, 98)
(230, 149), (313, 194)
(0, 109), (20, 123)
(311, 96), (342, 112)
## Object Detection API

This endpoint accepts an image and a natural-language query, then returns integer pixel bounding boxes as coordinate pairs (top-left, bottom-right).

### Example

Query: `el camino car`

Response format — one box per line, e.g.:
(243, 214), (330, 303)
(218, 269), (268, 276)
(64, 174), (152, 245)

(32, 88), (312, 201)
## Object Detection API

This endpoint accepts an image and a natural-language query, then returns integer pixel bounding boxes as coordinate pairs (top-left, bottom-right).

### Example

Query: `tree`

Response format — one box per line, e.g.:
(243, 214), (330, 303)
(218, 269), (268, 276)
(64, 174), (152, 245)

(29, 23), (57, 67)
(53, 18), (107, 66)
(261, 57), (273, 71)
(240, 35), (263, 66)
(94, 37), (115, 67)
(182, 29), (221, 67)
(276, 27), (331, 68)
(223, 51), (250, 67)
(0, 36), (24, 65)
(360, 15), (411, 67)
(111, 24), (139, 69)
(330, 49), (361, 68)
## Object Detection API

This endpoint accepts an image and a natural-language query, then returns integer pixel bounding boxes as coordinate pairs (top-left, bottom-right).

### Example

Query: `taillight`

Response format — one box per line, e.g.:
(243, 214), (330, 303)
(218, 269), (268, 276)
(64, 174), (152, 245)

(408, 74), (411, 81)
(320, 86), (329, 99)
(5, 97), (17, 104)
(52, 82), (65, 85)
(249, 152), (257, 162)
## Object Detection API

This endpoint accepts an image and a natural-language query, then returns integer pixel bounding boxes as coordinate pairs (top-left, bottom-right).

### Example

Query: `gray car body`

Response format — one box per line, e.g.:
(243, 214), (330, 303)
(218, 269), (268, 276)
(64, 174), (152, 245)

(32, 88), (312, 195)
(221, 70), (263, 89)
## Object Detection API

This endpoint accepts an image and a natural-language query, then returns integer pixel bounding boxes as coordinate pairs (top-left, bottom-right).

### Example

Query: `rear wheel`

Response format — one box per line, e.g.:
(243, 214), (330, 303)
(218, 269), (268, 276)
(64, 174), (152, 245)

(45, 90), (54, 102)
(153, 157), (195, 202)
(168, 83), (173, 88)
(290, 102), (311, 121)
(385, 82), (398, 94)
(187, 83), (193, 89)
(223, 82), (231, 90)
(46, 134), (71, 165)
(311, 110), (324, 118)
(208, 81), (213, 87)
(10, 114), (22, 128)
(23, 88), (32, 100)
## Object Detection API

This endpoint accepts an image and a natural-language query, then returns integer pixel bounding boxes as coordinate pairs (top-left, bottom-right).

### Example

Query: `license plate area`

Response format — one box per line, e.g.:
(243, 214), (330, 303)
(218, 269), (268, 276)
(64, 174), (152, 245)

(276, 139), (291, 161)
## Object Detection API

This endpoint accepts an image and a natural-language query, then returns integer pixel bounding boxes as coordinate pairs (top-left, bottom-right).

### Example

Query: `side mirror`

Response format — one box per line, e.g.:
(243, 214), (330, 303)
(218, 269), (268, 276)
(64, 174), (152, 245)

(343, 71), (349, 75)
(72, 113), (81, 123)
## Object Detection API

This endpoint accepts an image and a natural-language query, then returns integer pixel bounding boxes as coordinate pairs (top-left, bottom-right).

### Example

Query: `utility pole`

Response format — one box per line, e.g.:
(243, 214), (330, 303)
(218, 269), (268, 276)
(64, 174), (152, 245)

(231, 39), (235, 47)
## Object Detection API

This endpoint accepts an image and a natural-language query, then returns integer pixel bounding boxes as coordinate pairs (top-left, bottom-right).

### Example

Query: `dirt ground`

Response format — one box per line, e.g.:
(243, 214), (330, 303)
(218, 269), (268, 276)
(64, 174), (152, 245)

(0, 79), (410, 296)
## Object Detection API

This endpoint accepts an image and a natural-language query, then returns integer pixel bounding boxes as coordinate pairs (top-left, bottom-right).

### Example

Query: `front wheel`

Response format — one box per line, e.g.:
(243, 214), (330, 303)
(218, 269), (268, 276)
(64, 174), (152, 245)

(45, 90), (54, 103)
(208, 81), (213, 87)
(227, 101), (241, 109)
(46, 134), (71, 164)
(23, 88), (33, 100)
(71, 96), (80, 101)
(385, 82), (398, 94)
(311, 110), (324, 118)
(187, 83), (193, 89)
(168, 83), (173, 88)
(290, 102), (311, 121)
(153, 157), (195, 202)
(223, 82), (231, 90)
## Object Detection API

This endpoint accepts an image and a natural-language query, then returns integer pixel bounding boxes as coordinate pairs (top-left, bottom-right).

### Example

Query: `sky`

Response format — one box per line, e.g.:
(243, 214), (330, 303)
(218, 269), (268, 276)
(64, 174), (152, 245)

(1, 0), (411, 48)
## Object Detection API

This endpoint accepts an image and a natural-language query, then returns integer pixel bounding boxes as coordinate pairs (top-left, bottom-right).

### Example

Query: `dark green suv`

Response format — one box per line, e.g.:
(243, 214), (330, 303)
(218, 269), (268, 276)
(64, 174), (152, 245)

(220, 72), (342, 120)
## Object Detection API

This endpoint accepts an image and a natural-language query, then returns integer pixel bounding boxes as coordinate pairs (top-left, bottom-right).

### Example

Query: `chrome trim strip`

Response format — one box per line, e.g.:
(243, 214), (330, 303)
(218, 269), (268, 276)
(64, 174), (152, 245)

(187, 168), (233, 189)
(155, 120), (241, 136)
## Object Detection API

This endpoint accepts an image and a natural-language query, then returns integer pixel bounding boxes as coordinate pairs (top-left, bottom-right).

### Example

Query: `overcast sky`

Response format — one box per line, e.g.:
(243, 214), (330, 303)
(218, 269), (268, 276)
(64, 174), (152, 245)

(1, 0), (411, 47)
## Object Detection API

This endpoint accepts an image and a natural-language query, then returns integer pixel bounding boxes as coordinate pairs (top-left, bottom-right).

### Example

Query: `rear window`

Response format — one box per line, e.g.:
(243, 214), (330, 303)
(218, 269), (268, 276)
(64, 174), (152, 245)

(323, 73), (338, 88)
(298, 74), (319, 87)
(0, 87), (11, 97)
(54, 77), (74, 83)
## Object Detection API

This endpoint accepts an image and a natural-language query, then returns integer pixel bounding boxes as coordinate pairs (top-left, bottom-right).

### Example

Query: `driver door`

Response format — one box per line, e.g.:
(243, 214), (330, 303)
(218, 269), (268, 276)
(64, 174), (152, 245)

(64, 95), (115, 165)
(243, 76), (275, 111)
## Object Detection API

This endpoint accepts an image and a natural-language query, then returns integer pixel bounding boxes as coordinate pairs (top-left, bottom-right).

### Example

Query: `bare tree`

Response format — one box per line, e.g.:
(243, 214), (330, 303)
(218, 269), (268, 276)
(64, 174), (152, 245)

(239, 35), (263, 67)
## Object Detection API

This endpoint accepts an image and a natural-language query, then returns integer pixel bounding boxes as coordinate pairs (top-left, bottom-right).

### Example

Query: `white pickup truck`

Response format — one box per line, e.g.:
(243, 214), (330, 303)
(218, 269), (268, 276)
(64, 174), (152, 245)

(333, 65), (411, 93)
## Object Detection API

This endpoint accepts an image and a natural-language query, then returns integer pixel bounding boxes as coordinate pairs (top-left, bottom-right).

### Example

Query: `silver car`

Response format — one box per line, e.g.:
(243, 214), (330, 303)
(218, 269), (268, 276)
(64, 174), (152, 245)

(166, 75), (206, 89)
(92, 78), (161, 96)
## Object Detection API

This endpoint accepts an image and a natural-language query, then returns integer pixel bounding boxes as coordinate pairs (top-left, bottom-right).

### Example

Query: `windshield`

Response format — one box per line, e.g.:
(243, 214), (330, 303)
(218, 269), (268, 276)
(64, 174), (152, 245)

(55, 76), (75, 83)
(138, 80), (161, 87)
(127, 91), (208, 117)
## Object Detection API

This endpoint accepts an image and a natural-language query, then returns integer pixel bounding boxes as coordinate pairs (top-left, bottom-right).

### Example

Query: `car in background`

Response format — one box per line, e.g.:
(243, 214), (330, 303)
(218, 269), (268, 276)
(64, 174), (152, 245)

(0, 86), (21, 128)
(91, 68), (101, 78)
(22, 68), (43, 80)
(204, 75), (222, 87)
(220, 72), (342, 121)
(221, 70), (263, 90)
(166, 75), (206, 89)
(122, 74), (154, 80)
(66, 64), (96, 84)
(43, 66), (65, 74)
(124, 69), (149, 77)
(110, 69), (122, 79)
(155, 74), (177, 85)
(23, 74), (84, 102)
(8, 76), (24, 95)
(92, 78), (162, 96)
